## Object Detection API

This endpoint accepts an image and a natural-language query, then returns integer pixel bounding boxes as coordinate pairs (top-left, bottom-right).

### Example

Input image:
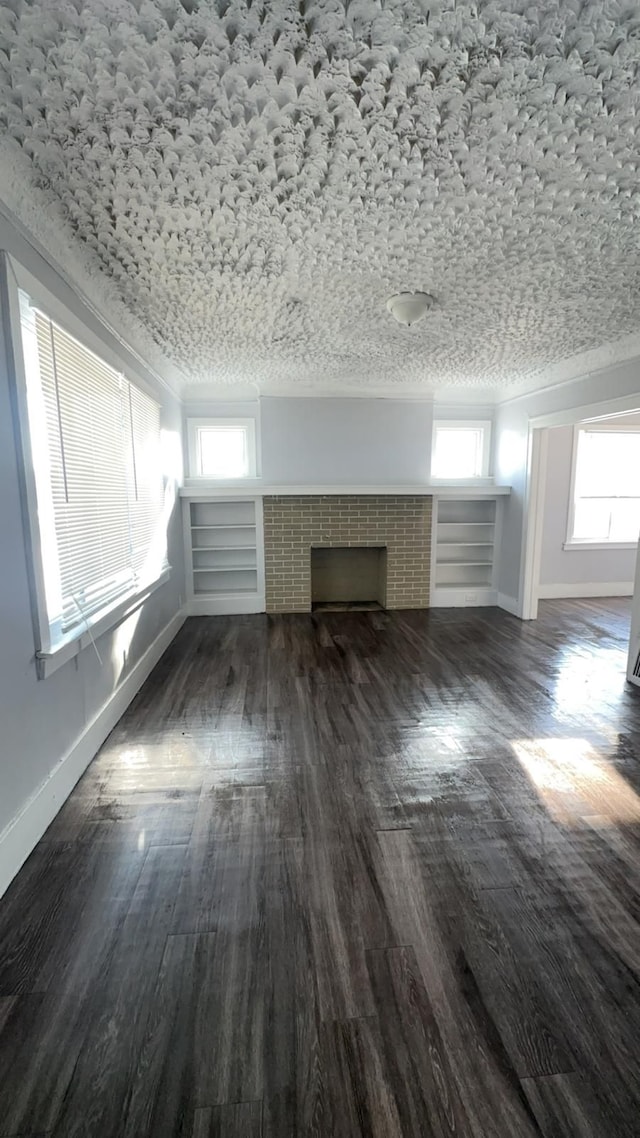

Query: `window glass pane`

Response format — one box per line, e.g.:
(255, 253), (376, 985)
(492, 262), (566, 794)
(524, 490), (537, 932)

(432, 427), (484, 479)
(575, 431), (640, 498)
(609, 499), (640, 543)
(572, 498), (611, 542)
(572, 429), (640, 544)
(198, 426), (248, 478)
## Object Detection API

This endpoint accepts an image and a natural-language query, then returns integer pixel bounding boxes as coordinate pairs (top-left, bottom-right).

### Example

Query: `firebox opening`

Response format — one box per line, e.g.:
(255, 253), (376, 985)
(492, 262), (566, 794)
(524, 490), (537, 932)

(311, 546), (387, 612)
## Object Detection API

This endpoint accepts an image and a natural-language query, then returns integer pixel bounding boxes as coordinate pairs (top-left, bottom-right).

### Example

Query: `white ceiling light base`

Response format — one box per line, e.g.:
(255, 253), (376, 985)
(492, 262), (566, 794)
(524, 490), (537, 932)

(386, 292), (435, 327)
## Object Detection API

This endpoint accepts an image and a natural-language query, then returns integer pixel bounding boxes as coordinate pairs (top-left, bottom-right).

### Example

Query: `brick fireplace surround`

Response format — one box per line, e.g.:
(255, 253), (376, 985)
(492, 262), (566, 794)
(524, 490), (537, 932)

(263, 494), (432, 613)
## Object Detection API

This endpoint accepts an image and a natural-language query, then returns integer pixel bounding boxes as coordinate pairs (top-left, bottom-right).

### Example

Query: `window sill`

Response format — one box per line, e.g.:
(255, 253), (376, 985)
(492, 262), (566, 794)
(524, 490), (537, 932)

(35, 566), (171, 680)
(429, 477), (494, 485)
(563, 541), (638, 552)
(182, 476), (261, 488)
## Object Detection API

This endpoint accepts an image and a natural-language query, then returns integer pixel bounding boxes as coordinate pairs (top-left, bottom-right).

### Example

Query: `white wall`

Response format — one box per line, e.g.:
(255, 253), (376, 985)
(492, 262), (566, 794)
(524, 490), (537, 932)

(257, 396), (435, 484)
(539, 424), (636, 594)
(0, 216), (185, 894)
(495, 363), (640, 611)
(183, 397), (498, 486)
(259, 397), (435, 484)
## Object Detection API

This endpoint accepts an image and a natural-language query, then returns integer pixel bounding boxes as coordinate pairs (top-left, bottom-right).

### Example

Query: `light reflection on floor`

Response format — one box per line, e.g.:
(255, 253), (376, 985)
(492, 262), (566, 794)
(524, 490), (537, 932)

(512, 736), (640, 825)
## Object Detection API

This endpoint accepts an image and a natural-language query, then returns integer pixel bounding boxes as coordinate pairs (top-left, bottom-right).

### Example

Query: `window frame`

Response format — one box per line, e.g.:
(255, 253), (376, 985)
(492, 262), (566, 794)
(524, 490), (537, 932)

(2, 253), (171, 679)
(187, 416), (258, 480)
(431, 419), (492, 481)
(565, 423), (640, 551)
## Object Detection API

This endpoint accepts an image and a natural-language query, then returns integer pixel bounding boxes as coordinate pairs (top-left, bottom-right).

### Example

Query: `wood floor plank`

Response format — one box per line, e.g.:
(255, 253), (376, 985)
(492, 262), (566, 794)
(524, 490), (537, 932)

(366, 945), (472, 1135)
(261, 837), (318, 1130)
(0, 824), (146, 996)
(317, 1016), (404, 1138)
(192, 1103), (262, 1138)
(1, 600), (639, 1135)
(522, 1070), (637, 1138)
(49, 844), (188, 1138)
(373, 828), (545, 1137)
(450, 887), (575, 1078)
(121, 929), (264, 1135)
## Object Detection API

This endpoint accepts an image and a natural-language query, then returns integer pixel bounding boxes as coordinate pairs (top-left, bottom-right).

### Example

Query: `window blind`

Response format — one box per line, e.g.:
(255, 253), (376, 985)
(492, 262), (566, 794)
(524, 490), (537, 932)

(22, 299), (164, 642)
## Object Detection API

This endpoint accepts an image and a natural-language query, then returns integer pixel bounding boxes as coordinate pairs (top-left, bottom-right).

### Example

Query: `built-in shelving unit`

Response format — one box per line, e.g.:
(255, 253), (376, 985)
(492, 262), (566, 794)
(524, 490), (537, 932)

(182, 496), (265, 615)
(431, 495), (501, 607)
(179, 484), (509, 616)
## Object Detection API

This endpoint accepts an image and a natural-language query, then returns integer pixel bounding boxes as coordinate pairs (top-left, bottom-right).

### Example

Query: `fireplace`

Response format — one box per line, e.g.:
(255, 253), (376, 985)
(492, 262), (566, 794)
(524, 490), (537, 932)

(311, 546), (387, 610)
(263, 494), (432, 613)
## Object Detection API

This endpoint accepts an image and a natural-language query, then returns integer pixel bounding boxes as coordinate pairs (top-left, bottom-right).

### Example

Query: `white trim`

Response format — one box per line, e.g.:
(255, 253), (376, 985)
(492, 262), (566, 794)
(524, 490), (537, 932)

(36, 567), (172, 678)
(1, 253), (52, 654)
(626, 537), (640, 682)
(529, 394), (640, 430)
(186, 416), (258, 479)
(254, 496), (266, 603)
(498, 592), (522, 616)
(0, 607), (186, 901)
(580, 418), (640, 432)
(564, 427), (580, 550)
(180, 483), (511, 499)
(563, 541), (637, 552)
(520, 428), (547, 620)
(537, 582), (634, 599)
(187, 594), (265, 615)
(430, 588), (497, 608)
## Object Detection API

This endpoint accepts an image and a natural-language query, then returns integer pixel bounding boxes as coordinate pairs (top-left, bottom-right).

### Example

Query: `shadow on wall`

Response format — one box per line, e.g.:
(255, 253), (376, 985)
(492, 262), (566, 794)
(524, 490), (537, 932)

(110, 427), (182, 689)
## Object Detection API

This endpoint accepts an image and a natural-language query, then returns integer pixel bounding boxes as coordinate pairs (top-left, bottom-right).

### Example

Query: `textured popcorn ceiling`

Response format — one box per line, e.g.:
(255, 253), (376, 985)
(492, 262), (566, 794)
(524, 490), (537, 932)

(2, 1), (640, 399)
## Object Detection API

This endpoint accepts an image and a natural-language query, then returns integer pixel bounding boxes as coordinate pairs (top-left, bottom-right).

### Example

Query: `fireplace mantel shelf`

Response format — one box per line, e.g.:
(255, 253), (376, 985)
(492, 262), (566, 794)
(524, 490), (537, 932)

(180, 482), (511, 500)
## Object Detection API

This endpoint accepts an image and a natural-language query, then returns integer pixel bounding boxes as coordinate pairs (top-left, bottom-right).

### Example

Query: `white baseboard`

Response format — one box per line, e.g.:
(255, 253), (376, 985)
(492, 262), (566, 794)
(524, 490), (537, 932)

(537, 581), (634, 600)
(430, 587), (497, 608)
(188, 594), (265, 616)
(497, 592), (522, 616)
(0, 607), (186, 901)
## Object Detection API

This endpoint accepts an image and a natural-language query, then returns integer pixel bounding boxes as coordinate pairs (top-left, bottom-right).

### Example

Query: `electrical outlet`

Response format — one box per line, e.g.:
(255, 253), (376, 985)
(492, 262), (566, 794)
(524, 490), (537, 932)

(465, 592), (478, 602)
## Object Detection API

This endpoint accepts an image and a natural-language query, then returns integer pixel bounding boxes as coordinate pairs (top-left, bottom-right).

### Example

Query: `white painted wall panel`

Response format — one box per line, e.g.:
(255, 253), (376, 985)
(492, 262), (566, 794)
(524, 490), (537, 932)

(260, 397), (434, 484)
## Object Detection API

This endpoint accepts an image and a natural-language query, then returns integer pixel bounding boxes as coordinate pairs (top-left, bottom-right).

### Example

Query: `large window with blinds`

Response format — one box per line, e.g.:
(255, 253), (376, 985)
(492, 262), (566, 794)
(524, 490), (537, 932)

(16, 287), (167, 656)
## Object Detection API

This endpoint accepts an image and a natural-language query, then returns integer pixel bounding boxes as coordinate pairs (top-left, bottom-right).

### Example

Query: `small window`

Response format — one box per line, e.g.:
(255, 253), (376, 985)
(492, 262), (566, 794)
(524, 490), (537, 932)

(187, 418), (257, 479)
(568, 427), (640, 546)
(431, 421), (491, 480)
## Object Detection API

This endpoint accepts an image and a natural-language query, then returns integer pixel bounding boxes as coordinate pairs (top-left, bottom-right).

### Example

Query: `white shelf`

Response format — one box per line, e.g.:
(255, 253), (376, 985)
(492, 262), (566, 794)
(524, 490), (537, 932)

(181, 483), (511, 499)
(435, 584), (493, 592)
(193, 584), (258, 595)
(185, 496), (264, 614)
(432, 495), (499, 607)
(193, 566), (257, 574)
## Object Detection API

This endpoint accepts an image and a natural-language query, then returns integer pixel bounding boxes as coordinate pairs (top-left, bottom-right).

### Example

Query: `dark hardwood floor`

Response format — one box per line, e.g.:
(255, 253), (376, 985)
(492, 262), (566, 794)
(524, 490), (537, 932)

(1, 599), (640, 1136)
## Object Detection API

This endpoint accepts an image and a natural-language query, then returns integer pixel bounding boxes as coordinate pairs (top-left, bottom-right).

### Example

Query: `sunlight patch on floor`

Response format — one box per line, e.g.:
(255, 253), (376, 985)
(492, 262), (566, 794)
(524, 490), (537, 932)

(511, 737), (640, 824)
